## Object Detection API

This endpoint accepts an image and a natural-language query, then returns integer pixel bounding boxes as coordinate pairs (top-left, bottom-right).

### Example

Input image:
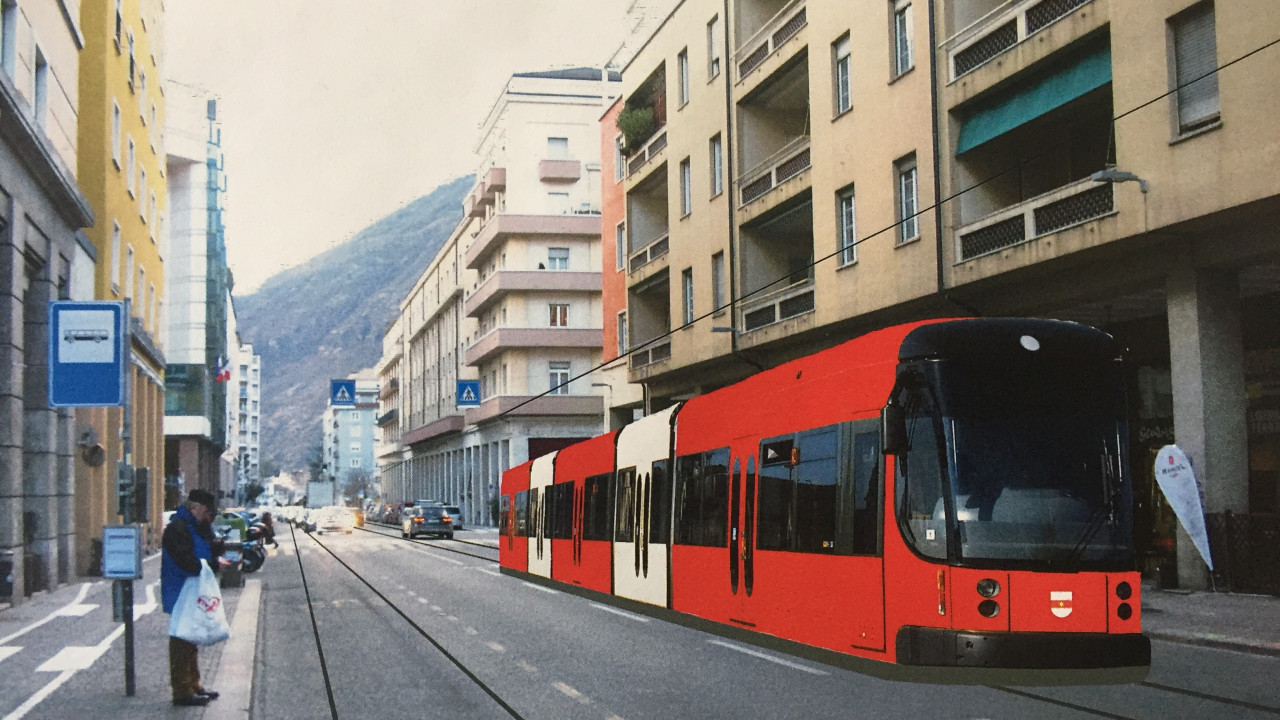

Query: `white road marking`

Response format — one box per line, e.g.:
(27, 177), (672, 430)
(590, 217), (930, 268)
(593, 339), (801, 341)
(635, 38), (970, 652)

(476, 568), (502, 577)
(464, 627), (478, 635)
(405, 546), (465, 565)
(54, 604), (97, 617)
(0, 582), (100, 645)
(590, 603), (650, 623)
(417, 598), (429, 604)
(707, 640), (829, 675)
(132, 581), (159, 619)
(0, 646), (21, 664)
(553, 681), (591, 704)
(35, 645), (111, 672)
(431, 605), (442, 612)
(485, 641), (505, 653)
(447, 615), (458, 622)
(516, 659), (538, 674)
(5, 619), (125, 719)
(523, 582), (557, 594)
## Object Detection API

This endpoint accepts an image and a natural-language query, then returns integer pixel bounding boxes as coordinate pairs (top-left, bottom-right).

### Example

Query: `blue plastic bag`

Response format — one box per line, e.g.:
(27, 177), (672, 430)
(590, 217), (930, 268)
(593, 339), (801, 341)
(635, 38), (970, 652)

(168, 560), (230, 645)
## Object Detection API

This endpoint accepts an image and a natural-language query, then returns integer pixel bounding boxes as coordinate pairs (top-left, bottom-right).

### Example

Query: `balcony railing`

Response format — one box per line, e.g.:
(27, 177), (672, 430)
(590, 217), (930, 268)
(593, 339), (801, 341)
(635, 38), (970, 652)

(738, 136), (811, 207)
(736, 0), (808, 80)
(739, 279), (815, 331)
(956, 178), (1114, 261)
(945, 0), (1095, 80)
(628, 234), (670, 273)
(629, 339), (672, 369)
(626, 129), (668, 178)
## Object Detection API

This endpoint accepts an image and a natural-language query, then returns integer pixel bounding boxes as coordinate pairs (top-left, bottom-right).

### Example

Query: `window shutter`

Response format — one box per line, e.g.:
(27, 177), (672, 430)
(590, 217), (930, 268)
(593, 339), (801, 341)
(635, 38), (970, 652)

(1174, 4), (1220, 129)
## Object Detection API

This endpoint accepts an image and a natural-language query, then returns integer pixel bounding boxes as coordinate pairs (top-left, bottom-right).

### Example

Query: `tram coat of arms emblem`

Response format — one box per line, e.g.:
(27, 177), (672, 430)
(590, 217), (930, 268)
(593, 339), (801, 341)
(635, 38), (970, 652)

(1051, 591), (1073, 618)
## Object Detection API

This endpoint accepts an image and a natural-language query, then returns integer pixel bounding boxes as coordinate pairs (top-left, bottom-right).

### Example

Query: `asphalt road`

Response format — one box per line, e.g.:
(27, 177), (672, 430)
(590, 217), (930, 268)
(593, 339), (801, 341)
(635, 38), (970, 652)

(246, 524), (1280, 720)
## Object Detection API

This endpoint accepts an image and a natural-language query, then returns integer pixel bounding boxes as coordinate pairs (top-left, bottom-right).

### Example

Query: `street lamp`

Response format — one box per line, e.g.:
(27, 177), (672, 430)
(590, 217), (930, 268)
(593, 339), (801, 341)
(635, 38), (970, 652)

(1090, 168), (1149, 193)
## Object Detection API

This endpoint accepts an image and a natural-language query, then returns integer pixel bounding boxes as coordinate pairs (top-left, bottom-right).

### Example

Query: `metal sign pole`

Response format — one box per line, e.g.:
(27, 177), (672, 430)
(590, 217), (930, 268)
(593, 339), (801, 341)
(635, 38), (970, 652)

(120, 299), (135, 696)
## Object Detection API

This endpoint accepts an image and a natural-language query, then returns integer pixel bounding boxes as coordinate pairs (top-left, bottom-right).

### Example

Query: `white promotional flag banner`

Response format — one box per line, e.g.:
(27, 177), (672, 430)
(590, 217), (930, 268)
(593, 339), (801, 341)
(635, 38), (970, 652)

(1153, 445), (1214, 571)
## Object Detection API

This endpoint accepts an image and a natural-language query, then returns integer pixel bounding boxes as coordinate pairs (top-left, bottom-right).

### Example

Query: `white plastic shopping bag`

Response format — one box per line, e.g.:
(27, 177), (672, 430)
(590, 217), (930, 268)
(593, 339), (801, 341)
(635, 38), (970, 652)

(168, 559), (231, 645)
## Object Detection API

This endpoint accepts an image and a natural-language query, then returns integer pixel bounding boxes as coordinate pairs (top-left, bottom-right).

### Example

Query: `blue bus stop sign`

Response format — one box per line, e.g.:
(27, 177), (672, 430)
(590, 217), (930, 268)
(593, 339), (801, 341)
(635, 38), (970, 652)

(48, 301), (125, 407)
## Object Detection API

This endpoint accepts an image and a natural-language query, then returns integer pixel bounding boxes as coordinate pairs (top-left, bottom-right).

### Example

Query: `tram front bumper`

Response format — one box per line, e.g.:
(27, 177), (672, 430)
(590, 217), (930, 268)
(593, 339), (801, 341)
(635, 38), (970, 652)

(896, 626), (1152, 669)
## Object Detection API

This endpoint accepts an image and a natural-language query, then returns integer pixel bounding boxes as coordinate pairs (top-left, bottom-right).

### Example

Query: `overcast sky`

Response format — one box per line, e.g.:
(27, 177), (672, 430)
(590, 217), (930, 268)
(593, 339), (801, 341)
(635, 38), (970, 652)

(166, 1), (635, 294)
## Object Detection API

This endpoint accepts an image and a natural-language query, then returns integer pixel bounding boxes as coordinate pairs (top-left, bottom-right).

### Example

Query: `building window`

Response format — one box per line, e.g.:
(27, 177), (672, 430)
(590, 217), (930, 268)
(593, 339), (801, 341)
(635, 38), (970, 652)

(680, 157), (692, 216)
(615, 222), (626, 270)
(125, 246), (134, 299)
(548, 136), (569, 160)
(350, 458), (362, 468)
(709, 135), (723, 197)
(33, 48), (48, 128)
(138, 168), (147, 218)
(891, 1), (913, 78)
(895, 154), (919, 244)
(112, 103), (122, 166)
(707, 16), (722, 78)
(838, 187), (857, 265)
(549, 303), (569, 327)
(138, 70), (147, 119)
(127, 138), (136, 195)
(114, 0), (122, 50)
(351, 411), (361, 421)
(148, 284), (156, 332)
(617, 311), (628, 356)
(350, 442), (361, 453)
(833, 33), (852, 115)
(1, 1), (17, 77)
(110, 223), (122, 291)
(549, 361), (571, 395)
(682, 268), (694, 324)
(136, 267), (145, 313)
(711, 252), (725, 311)
(614, 135), (624, 181)
(1171, 2), (1220, 133)
(548, 192), (570, 214)
(678, 48), (690, 106)
(547, 247), (569, 270)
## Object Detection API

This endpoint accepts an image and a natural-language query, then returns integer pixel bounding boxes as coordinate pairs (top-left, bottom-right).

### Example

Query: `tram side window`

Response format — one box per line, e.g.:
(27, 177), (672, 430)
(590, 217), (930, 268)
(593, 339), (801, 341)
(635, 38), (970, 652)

(651, 459), (672, 545)
(615, 467), (637, 542)
(756, 436), (796, 551)
(499, 494), (511, 534)
(848, 422), (882, 555)
(675, 447), (730, 546)
(582, 473), (615, 541)
(896, 387), (948, 559)
(514, 490), (530, 536)
(794, 426), (840, 553)
(548, 483), (574, 540)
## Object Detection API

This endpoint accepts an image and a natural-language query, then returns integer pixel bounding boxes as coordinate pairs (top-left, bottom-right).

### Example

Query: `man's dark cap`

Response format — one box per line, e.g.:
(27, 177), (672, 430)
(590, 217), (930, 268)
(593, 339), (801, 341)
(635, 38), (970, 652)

(187, 489), (217, 512)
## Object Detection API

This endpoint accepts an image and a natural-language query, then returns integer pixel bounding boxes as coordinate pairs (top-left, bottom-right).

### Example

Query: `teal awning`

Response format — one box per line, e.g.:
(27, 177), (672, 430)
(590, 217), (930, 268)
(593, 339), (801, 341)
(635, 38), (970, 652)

(956, 46), (1112, 155)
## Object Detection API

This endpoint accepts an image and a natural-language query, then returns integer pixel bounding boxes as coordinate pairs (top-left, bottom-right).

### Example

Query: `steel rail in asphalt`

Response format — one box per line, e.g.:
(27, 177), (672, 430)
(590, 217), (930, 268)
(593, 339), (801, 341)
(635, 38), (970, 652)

(356, 524), (500, 564)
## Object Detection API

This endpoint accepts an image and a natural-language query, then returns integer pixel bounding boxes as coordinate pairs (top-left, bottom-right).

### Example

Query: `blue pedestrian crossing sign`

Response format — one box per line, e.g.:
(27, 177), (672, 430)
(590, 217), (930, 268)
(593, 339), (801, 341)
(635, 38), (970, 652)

(48, 301), (125, 407)
(456, 380), (481, 407)
(330, 379), (356, 406)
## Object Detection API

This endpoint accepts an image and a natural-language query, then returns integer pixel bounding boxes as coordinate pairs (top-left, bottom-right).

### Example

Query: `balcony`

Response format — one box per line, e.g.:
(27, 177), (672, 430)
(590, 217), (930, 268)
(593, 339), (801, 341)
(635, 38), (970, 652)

(376, 408), (398, 427)
(736, 0), (807, 83)
(465, 213), (601, 269)
(539, 159), (582, 183)
(465, 394), (603, 425)
(944, 0), (1101, 82)
(402, 414), (465, 447)
(738, 136), (810, 208)
(955, 177), (1114, 261)
(465, 270), (601, 318)
(628, 339), (672, 370)
(628, 234), (669, 274)
(481, 167), (506, 200)
(626, 129), (668, 180)
(378, 377), (399, 400)
(465, 327), (602, 366)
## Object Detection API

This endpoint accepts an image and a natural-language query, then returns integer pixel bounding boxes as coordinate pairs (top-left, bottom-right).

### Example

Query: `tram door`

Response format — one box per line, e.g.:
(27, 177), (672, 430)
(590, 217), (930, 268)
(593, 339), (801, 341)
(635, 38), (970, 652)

(613, 406), (677, 607)
(727, 446), (758, 627)
(527, 452), (555, 578)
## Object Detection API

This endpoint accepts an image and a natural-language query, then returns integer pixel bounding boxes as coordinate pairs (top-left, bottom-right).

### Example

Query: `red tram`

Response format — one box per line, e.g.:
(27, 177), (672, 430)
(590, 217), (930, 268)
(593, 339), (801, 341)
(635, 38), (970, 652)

(499, 318), (1151, 682)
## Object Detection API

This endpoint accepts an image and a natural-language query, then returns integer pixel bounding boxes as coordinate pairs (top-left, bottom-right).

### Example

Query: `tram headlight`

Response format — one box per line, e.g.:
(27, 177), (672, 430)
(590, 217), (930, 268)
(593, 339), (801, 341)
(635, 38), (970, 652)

(1117, 603), (1133, 620)
(978, 599), (1000, 618)
(1115, 581), (1132, 600)
(976, 578), (1000, 598)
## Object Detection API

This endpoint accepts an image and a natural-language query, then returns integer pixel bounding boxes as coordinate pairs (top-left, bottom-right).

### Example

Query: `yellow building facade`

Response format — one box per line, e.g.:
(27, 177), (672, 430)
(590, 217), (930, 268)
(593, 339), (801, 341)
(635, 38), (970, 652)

(74, 0), (168, 569)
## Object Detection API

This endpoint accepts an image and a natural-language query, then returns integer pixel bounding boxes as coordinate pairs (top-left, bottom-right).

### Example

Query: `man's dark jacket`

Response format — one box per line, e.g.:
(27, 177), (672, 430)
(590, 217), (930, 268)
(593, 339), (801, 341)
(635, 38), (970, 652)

(161, 505), (216, 614)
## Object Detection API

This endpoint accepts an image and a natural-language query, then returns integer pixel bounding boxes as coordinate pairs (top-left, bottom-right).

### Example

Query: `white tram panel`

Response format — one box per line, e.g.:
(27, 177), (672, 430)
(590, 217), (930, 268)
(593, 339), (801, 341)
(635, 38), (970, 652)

(527, 451), (556, 579)
(613, 404), (679, 607)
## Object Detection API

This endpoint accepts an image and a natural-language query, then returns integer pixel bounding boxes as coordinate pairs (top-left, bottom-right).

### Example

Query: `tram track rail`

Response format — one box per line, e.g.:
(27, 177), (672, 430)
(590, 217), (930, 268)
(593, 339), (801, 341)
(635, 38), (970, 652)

(290, 523), (1279, 720)
(289, 522), (527, 720)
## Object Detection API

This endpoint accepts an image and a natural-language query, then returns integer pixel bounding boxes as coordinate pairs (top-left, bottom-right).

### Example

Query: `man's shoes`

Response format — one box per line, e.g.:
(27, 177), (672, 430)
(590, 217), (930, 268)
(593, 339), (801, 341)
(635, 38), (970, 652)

(197, 688), (220, 700)
(172, 694), (211, 707)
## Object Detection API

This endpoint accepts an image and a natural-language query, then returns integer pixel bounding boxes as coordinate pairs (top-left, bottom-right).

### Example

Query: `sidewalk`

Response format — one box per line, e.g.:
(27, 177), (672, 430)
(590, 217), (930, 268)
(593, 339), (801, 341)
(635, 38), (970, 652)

(0, 568), (259, 719)
(1141, 581), (1280, 657)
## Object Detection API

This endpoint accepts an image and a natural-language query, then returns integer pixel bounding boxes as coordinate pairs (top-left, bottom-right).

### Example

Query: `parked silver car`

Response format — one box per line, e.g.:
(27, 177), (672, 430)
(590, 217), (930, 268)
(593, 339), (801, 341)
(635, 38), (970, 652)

(443, 505), (463, 531)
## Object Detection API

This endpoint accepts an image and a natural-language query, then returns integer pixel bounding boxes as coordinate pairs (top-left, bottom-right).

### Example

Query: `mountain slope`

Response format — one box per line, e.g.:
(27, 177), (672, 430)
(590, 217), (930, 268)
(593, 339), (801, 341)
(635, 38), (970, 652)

(236, 175), (471, 470)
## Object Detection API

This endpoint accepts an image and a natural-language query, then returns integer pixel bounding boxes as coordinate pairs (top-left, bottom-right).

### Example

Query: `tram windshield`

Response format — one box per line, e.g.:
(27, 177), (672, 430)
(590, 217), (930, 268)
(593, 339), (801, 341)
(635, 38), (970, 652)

(896, 356), (1134, 570)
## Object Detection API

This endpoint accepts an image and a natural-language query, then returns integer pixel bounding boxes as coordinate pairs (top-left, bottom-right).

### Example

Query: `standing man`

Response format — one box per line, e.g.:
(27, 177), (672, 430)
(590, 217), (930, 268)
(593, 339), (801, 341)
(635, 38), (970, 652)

(161, 489), (229, 707)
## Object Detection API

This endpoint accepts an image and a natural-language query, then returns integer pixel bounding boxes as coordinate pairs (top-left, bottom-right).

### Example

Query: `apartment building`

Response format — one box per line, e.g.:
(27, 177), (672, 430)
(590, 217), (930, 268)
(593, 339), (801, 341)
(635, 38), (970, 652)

(163, 85), (235, 506)
(74, 0), (168, 577)
(378, 68), (620, 527)
(0, 1), (97, 602)
(375, 314), (405, 493)
(614, 0), (1280, 590)
(235, 343), (261, 492)
(322, 374), (378, 502)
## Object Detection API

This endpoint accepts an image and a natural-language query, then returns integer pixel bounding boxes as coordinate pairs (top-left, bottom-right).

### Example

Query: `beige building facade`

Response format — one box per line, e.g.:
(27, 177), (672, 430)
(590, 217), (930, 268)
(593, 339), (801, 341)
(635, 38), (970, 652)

(614, 0), (1280, 590)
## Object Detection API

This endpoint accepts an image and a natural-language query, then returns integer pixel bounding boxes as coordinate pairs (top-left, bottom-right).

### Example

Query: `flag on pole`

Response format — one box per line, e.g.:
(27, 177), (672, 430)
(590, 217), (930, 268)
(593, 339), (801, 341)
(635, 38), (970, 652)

(214, 355), (231, 382)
